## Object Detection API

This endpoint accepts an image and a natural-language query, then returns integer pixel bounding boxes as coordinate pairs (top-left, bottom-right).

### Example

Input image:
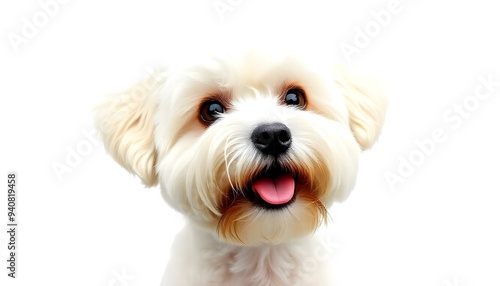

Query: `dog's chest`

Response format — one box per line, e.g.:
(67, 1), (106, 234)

(163, 226), (332, 286)
(199, 240), (322, 286)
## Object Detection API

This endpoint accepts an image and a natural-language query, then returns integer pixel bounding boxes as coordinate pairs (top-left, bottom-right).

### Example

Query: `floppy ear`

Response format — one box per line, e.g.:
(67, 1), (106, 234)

(334, 65), (388, 150)
(94, 73), (164, 186)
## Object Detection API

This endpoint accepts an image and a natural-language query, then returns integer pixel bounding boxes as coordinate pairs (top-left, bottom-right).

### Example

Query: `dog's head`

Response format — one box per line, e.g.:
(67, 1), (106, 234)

(95, 50), (387, 245)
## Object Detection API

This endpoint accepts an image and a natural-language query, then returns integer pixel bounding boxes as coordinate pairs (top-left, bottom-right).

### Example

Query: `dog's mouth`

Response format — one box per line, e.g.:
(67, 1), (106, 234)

(245, 166), (298, 209)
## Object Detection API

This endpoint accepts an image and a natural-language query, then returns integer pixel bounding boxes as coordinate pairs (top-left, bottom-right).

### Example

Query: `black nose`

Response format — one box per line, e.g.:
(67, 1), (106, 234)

(251, 123), (292, 156)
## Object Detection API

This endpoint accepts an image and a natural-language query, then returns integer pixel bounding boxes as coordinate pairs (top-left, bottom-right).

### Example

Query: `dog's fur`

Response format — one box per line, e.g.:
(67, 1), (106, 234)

(95, 48), (387, 285)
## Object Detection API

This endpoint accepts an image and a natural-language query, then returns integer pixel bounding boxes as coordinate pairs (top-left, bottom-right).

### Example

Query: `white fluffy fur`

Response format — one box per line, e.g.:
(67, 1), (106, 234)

(95, 48), (387, 285)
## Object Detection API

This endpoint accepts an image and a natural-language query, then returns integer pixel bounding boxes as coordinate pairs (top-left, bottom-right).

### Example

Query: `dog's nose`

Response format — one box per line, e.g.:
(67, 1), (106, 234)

(251, 123), (292, 156)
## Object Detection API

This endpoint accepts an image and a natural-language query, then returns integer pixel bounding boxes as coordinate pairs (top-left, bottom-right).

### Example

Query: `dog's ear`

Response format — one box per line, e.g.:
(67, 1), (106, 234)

(94, 73), (165, 187)
(334, 65), (388, 150)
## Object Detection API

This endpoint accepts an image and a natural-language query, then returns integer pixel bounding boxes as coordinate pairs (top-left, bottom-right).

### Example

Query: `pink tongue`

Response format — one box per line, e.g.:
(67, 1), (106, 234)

(252, 175), (295, 205)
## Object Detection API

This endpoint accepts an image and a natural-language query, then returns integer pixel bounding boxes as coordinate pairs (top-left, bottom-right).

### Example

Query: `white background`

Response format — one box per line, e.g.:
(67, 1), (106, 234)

(1, 0), (500, 285)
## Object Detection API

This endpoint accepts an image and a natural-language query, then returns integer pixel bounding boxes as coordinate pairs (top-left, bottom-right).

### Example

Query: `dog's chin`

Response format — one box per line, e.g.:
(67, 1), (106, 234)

(216, 163), (328, 246)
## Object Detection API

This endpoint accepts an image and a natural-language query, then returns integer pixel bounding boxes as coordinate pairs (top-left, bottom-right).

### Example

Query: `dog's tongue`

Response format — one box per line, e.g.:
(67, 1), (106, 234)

(252, 175), (295, 205)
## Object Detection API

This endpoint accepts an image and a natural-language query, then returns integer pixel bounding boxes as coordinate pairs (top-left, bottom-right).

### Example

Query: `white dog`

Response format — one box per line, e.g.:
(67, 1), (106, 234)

(95, 48), (387, 286)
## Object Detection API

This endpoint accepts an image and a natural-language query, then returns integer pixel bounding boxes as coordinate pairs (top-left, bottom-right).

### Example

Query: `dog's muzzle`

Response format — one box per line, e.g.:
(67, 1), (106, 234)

(249, 123), (295, 207)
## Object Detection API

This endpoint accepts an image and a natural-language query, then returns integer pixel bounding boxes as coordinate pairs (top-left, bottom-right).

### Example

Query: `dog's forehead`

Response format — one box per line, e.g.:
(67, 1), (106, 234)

(160, 49), (346, 124)
(234, 50), (329, 83)
(180, 50), (333, 98)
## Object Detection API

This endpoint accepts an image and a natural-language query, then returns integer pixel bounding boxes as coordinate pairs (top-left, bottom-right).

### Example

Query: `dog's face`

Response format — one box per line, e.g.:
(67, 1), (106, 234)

(95, 50), (387, 245)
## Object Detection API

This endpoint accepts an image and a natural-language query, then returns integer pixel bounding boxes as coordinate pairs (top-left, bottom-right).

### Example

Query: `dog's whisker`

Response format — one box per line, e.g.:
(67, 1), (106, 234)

(224, 136), (237, 193)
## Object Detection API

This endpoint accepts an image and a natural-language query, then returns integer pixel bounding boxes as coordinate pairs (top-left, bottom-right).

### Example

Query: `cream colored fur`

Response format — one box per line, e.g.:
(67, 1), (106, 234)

(334, 64), (387, 150)
(95, 75), (163, 186)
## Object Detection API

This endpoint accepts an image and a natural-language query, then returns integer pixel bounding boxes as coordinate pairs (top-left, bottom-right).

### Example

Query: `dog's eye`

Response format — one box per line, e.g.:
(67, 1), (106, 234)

(200, 100), (225, 123)
(284, 88), (306, 108)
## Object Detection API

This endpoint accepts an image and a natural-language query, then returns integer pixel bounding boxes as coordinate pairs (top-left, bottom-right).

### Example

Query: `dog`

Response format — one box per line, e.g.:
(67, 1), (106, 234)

(95, 48), (387, 285)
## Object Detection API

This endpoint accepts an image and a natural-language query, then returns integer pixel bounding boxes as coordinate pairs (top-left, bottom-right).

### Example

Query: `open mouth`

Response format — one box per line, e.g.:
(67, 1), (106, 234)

(245, 166), (298, 210)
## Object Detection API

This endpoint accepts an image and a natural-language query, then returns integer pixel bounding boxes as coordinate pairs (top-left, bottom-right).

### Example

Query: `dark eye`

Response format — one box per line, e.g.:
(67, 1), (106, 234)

(200, 100), (225, 124)
(284, 88), (306, 108)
